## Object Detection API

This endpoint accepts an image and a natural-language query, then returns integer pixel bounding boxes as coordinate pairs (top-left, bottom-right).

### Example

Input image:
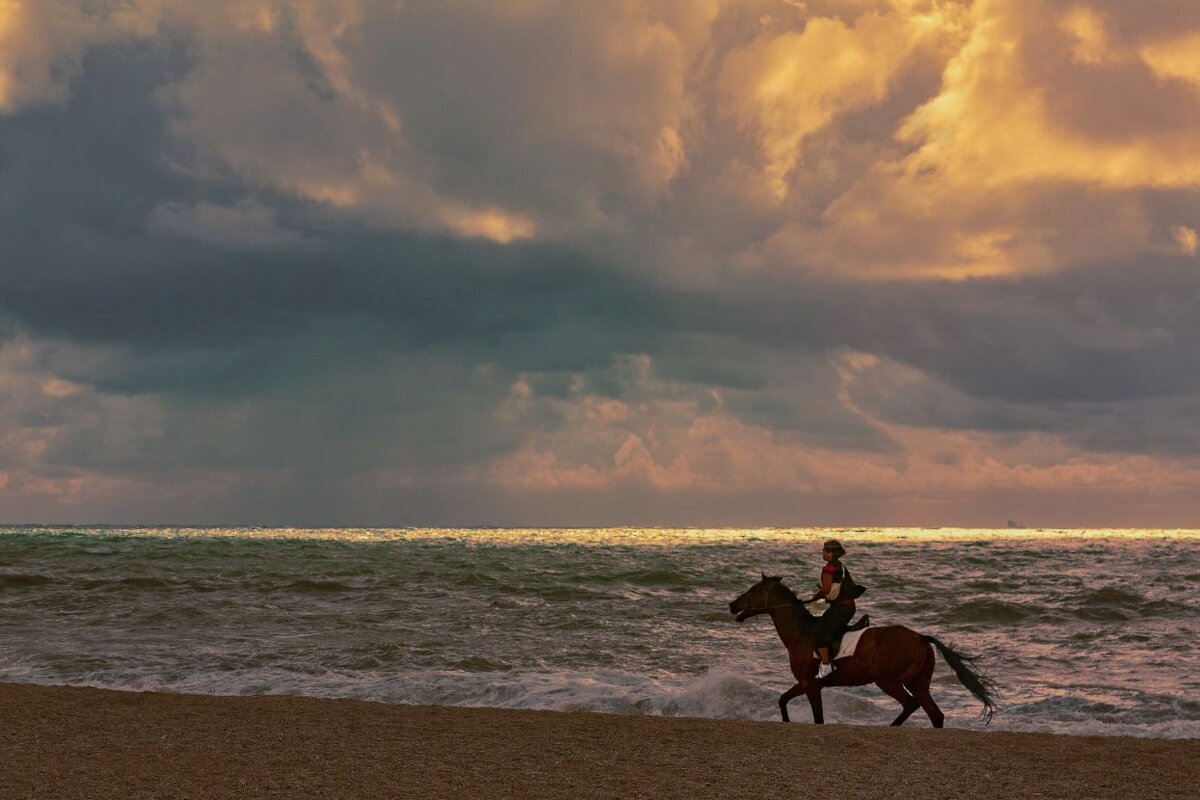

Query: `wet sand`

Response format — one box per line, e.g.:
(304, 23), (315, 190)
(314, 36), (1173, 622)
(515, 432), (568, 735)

(2, 683), (1195, 799)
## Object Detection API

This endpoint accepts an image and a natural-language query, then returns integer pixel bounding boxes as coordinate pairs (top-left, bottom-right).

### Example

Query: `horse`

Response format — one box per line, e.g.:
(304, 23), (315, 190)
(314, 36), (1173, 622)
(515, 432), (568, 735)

(728, 574), (997, 726)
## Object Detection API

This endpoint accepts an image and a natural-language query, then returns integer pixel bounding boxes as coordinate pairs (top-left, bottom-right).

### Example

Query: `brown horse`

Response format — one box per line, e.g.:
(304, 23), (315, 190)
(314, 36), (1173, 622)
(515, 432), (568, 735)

(729, 574), (997, 726)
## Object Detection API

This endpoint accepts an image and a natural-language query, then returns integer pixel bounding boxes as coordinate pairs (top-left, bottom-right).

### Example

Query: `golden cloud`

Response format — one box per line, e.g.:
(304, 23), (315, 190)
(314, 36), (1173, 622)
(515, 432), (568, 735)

(740, 0), (1200, 278)
(719, 1), (970, 200)
(0, 0), (18, 108)
(1171, 224), (1199, 255)
(5, 0), (1199, 269)
(1140, 30), (1200, 85)
(900, 2), (1200, 191)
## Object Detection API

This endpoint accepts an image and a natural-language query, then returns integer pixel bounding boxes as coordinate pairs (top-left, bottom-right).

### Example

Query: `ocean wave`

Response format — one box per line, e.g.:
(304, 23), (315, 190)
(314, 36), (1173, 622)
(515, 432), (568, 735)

(649, 671), (778, 720)
(0, 573), (55, 587)
(450, 572), (510, 589)
(602, 569), (691, 588)
(1071, 606), (1137, 621)
(283, 579), (357, 593)
(81, 576), (175, 590)
(862, 575), (907, 590)
(962, 579), (1006, 592)
(943, 599), (1034, 624)
(55, 576), (224, 593)
(1078, 587), (1142, 607)
(450, 656), (511, 672)
(535, 586), (611, 601)
(138, 607), (210, 624)
(1002, 692), (1200, 729)
(1068, 588), (1190, 620)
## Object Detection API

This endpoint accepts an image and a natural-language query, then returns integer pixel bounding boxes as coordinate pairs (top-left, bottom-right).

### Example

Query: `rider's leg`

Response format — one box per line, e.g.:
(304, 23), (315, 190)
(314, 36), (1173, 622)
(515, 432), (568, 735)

(815, 645), (834, 678)
(816, 605), (852, 678)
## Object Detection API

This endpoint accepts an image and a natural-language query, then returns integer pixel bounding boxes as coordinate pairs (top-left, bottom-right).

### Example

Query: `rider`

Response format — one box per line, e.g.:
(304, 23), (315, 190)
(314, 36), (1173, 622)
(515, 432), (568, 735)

(806, 539), (856, 679)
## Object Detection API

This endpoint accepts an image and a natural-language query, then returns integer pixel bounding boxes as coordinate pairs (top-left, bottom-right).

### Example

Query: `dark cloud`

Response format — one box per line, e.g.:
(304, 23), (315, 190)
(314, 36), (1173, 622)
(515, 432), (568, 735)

(3, 3), (1200, 525)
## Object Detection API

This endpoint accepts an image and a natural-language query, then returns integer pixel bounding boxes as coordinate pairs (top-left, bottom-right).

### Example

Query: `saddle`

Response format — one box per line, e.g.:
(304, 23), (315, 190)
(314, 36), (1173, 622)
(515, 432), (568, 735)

(828, 614), (870, 661)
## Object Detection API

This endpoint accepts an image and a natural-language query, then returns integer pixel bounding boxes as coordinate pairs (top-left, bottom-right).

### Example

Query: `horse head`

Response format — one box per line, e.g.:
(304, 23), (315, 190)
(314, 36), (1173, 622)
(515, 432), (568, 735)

(728, 573), (788, 623)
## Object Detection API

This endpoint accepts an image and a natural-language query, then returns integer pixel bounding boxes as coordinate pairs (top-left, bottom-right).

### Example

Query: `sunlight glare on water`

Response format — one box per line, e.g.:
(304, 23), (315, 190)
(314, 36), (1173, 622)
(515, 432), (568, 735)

(42, 525), (1200, 544)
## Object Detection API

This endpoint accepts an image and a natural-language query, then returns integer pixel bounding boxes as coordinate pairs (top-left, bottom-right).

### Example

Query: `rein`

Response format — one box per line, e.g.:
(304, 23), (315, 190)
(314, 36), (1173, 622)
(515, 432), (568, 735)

(749, 587), (815, 616)
(752, 602), (796, 612)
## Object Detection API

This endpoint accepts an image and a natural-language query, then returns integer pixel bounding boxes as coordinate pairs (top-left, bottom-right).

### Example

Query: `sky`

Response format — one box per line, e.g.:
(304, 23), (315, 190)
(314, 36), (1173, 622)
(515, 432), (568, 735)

(3, 0), (1200, 527)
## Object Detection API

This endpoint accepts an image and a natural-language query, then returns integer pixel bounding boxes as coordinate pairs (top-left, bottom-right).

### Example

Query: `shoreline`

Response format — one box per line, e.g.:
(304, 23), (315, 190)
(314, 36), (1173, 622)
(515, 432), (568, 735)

(3, 683), (1197, 799)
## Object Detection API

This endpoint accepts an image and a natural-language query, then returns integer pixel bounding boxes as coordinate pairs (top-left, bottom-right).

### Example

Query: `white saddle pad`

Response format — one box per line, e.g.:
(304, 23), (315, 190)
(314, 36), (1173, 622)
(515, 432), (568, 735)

(813, 628), (867, 661)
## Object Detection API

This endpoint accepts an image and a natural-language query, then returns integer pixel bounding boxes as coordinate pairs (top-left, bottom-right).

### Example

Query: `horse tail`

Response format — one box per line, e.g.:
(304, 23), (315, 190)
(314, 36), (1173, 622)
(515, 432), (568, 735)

(922, 635), (998, 723)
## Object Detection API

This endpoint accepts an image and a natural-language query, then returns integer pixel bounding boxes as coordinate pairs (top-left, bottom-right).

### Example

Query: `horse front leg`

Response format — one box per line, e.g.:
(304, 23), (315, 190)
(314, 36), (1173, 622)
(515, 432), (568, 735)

(806, 686), (824, 724)
(778, 682), (806, 722)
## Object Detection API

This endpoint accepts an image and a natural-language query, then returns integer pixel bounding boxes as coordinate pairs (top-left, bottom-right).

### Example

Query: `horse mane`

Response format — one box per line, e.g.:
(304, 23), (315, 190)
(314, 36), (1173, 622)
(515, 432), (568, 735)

(772, 579), (815, 621)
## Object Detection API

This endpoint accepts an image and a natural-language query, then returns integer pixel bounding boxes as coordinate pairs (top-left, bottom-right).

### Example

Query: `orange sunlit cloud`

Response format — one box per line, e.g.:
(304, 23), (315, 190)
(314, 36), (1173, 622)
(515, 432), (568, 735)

(484, 351), (1200, 507)
(5, 1), (1197, 268)
(738, 0), (1200, 279)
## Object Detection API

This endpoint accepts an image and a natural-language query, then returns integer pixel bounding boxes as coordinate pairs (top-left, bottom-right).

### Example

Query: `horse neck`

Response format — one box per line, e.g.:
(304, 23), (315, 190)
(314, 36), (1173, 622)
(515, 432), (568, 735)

(766, 596), (814, 651)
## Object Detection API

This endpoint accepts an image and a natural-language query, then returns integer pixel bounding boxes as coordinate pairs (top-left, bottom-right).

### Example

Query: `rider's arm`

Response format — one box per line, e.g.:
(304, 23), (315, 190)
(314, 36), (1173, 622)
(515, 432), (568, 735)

(807, 569), (834, 602)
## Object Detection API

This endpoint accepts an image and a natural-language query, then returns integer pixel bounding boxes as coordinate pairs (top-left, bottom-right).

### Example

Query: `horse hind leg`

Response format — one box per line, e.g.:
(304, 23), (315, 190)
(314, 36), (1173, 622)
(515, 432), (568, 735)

(907, 646), (944, 728)
(876, 680), (919, 727)
(910, 685), (945, 728)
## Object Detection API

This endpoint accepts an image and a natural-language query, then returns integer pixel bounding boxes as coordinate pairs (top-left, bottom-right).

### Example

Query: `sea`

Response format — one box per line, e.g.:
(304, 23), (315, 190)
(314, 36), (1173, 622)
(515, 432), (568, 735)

(1, 526), (1197, 738)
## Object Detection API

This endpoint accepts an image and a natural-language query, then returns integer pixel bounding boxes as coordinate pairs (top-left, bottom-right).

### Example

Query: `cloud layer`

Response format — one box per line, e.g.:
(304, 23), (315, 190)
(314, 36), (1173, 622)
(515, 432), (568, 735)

(2, 0), (1200, 525)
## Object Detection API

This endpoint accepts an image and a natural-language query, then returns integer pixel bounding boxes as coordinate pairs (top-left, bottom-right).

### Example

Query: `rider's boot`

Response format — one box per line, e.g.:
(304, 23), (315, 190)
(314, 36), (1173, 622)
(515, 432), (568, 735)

(846, 614), (870, 631)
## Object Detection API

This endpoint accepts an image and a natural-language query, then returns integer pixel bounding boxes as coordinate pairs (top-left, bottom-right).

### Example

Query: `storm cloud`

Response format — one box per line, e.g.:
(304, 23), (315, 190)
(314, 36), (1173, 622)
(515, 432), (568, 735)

(2, 1), (1200, 526)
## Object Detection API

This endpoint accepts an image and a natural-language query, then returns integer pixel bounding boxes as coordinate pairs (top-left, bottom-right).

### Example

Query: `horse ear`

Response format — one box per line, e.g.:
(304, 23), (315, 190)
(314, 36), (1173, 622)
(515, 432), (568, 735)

(761, 571), (767, 580)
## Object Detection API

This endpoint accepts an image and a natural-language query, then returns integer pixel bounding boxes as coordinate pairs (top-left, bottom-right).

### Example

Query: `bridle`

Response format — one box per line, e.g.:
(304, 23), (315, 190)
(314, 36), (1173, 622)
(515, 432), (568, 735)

(744, 584), (800, 615)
